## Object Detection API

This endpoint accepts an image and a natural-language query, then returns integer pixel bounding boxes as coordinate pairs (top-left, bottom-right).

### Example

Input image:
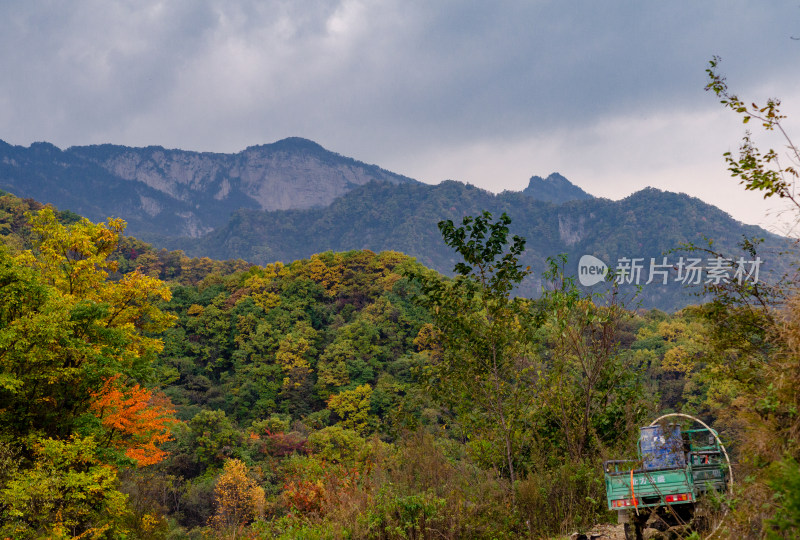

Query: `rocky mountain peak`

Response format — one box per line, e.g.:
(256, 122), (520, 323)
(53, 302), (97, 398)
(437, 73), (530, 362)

(522, 172), (593, 204)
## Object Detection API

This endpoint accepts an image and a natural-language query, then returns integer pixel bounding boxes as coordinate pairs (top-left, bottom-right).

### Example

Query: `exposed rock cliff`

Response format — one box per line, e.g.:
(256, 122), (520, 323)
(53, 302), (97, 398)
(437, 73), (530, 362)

(73, 138), (413, 212)
(0, 137), (415, 238)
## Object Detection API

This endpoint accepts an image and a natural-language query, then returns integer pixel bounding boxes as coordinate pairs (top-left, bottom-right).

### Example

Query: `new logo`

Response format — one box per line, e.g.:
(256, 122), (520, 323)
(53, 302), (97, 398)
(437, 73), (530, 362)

(578, 255), (608, 286)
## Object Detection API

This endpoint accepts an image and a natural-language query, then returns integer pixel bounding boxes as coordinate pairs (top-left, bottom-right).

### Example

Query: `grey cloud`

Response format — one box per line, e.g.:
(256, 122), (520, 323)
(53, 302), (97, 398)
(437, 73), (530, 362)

(0, 1), (798, 227)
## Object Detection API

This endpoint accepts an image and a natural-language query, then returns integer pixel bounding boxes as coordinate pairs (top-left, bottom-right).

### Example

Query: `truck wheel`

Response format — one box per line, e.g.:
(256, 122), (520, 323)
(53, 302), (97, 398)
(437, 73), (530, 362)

(693, 513), (710, 534)
(623, 521), (644, 540)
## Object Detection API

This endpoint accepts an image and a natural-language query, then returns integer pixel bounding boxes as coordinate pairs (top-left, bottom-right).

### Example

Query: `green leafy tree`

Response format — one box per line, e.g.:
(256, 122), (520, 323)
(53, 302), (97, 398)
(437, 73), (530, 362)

(180, 409), (242, 471)
(327, 384), (374, 435)
(0, 209), (178, 537)
(0, 209), (175, 441)
(539, 255), (641, 460)
(0, 436), (130, 539)
(407, 211), (538, 488)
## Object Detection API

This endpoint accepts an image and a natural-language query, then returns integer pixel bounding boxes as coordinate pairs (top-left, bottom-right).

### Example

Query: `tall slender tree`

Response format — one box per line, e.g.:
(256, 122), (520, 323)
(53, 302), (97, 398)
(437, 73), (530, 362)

(407, 211), (539, 489)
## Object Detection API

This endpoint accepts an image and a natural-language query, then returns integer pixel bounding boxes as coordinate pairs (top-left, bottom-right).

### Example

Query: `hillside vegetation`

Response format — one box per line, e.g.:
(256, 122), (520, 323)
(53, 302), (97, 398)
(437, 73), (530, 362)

(169, 179), (790, 311)
(1, 182), (799, 538)
(2, 59), (800, 536)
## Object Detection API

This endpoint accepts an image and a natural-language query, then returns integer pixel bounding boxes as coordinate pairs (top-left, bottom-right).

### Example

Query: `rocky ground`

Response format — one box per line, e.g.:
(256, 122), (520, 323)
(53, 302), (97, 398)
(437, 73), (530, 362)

(563, 523), (626, 540)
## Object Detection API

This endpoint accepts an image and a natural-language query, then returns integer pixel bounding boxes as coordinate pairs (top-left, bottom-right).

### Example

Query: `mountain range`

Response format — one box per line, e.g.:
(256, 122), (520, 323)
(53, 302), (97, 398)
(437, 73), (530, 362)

(0, 137), (789, 310)
(0, 137), (413, 237)
(170, 179), (788, 308)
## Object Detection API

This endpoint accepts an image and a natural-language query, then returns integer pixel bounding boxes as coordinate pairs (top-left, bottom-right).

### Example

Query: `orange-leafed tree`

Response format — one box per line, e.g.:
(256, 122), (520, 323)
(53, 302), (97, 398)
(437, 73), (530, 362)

(91, 375), (177, 466)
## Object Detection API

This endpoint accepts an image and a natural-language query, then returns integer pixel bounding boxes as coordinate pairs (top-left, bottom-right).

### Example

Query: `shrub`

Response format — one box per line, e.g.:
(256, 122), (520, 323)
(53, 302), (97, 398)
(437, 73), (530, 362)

(515, 461), (608, 537)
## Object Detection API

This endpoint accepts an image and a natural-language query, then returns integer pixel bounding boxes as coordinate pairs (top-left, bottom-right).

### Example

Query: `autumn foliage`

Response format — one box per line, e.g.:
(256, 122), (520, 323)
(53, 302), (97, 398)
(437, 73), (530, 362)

(91, 374), (176, 466)
(12, 195), (800, 538)
(209, 459), (265, 533)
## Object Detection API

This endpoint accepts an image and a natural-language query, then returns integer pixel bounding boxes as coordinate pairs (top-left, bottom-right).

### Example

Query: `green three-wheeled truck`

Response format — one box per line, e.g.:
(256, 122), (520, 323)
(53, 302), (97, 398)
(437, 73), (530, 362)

(604, 421), (730, 539)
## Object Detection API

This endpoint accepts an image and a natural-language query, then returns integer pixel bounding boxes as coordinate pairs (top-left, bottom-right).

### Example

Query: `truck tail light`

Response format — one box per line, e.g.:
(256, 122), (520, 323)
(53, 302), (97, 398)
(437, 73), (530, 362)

(665, 493), (692, 503)
(611, 499), (635, 508)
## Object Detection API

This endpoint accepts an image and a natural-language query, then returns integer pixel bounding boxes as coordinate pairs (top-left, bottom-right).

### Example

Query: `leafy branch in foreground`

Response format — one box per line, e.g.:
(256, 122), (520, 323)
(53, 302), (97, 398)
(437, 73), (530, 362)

(706, 56), (800, 211)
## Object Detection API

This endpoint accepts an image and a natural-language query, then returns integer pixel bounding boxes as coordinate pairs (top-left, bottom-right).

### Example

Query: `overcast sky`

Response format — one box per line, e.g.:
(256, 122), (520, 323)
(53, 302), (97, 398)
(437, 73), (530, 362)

(2, 1), (799, 231)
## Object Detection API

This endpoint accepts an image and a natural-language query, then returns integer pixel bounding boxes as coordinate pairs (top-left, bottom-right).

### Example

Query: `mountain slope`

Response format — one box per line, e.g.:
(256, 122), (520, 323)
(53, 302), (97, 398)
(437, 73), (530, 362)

(169, 180), (788, 310)
(0, 137), (786, 310)
(0, 137), (415, 238)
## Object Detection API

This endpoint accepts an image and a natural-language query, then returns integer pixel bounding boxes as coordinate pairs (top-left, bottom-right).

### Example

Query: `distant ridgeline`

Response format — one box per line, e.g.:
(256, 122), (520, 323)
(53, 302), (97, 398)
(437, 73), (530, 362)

(0, 137), (415, 238)
(169, 180), (789, 311)
(0, 138), (790, 311)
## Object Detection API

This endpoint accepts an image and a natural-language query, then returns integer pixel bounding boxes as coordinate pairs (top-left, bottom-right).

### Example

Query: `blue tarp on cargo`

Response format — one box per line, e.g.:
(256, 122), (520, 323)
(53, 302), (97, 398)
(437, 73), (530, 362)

(640, 425), (685, 470)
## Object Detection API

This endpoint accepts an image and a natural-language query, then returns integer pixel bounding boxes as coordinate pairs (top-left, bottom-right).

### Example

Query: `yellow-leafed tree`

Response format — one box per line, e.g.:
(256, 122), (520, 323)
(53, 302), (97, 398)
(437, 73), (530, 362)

(327, 384), (373, 435)
(209, 458), (265, 536)
(0, 208), (178, 537)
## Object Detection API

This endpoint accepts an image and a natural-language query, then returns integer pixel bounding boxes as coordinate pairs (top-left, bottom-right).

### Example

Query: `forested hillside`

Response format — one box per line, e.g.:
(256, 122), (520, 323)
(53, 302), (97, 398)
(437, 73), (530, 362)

(2, 179), (799, 538)
(170, 179), (789, 311)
